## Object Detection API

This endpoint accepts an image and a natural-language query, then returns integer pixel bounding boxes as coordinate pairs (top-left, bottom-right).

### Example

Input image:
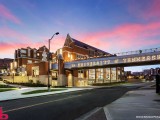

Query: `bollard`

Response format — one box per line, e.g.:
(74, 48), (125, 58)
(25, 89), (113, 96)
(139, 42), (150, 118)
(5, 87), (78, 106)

(156, 75), (160, 93)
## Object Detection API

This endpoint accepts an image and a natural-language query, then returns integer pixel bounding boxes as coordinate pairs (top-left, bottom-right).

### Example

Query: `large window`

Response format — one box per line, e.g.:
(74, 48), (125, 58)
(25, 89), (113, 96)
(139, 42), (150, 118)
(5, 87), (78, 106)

(117, 67), (121, 81)
(96, 68), (103, 83)
(78, 70), (84, 78)
(89, 69), (95, 79)
(111, 68), (117, 81)
(96, 69), (103, 79)
(20, 49), (27, 54)
(106, 68), (110, 81)
(28, 60), (32, 64)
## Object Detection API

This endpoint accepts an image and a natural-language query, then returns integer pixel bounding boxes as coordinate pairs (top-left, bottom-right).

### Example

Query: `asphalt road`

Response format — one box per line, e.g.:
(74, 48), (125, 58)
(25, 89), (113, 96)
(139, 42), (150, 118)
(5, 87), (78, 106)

(0, 86), (140, 120)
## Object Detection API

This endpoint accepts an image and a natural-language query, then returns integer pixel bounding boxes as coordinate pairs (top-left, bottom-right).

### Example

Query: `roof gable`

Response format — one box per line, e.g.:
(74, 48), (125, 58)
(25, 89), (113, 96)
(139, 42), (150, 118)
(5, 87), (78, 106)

(64, 34), (73, 47)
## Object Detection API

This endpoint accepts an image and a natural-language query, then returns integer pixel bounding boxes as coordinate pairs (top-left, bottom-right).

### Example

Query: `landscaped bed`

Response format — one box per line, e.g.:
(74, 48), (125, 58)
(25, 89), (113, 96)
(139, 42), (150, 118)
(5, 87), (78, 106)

(22, 88), (67, 95)
(0, 83), (18, 92)
(0, 88), (18, 92)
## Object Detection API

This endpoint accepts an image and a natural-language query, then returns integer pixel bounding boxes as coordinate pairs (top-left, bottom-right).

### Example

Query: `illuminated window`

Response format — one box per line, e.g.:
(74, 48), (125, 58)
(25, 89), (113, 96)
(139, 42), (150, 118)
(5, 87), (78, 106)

(89, 69), (95, 79)
(96, 69), (103, 83)
(106, 68), (110, 80)
(111, 68), (116, 81)
(28, 60), (32, 63)
(78, 70), (84, 78)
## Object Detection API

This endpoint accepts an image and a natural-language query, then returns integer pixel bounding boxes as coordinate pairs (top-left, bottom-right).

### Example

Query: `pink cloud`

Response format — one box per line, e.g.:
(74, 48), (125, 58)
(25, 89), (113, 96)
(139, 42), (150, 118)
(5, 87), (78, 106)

(75, 21), (160, 53)
(143, 0), (160, 19)
(128, 0), (160, 20)
(0, 4), (21, 24)
(0, 26), (31, 43)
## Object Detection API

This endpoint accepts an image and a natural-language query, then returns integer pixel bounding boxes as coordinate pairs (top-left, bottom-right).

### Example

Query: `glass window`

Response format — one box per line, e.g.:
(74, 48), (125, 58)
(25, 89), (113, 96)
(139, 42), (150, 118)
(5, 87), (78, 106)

(78, 70), (84, 78)
(89, 69), (95, 79)
(106, 68), (110, 80)
(28, 60), (32, 63)
(111, 68), (117, 81)
(20, 49), (26, 53)
(117, 67), (121, 81)
(96, 69), (103, 79)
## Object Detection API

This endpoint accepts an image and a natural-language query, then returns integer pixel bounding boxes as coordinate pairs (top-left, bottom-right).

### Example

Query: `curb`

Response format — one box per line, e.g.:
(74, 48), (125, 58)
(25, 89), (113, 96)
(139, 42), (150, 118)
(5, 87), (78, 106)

(0, 89), (92, 102)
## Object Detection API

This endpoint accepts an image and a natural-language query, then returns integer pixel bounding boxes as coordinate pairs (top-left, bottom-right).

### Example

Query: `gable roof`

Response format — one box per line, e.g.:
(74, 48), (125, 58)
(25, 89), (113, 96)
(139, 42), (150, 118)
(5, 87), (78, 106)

(63, 34), (112, 56)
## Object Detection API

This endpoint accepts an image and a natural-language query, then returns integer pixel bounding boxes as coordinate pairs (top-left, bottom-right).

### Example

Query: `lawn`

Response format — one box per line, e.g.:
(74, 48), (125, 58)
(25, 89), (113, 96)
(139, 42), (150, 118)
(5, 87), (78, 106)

(0, 88), (18, 92)
(0, 84), (16, 88)
(22, 88), (67, 95)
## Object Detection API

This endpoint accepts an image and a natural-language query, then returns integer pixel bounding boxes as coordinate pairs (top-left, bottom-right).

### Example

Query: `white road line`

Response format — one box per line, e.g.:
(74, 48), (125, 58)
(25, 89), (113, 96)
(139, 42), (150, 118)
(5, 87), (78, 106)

(4, 95), (82, 113)
(75, 107), (102, 120)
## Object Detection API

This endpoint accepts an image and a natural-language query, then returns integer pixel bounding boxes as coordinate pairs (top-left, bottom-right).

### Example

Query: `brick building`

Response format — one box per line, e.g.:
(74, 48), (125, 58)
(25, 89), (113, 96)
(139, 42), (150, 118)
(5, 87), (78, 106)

(0, 58), (13, 75)
(52, 34), (124, 86)
(9, 34), (124, 86)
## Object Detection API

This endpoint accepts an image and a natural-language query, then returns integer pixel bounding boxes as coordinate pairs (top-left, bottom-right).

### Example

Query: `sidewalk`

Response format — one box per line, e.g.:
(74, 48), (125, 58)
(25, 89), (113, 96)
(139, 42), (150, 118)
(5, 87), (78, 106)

(81, 88), (160, 120)
(104, 89), (160, 120)
(0, 87), (93, 102)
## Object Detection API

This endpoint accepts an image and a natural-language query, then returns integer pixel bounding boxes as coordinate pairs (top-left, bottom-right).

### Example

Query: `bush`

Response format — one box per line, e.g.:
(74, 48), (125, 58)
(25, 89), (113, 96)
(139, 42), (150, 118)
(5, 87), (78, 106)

(29, 80), (33, 84)
(6, 81), (46, 87)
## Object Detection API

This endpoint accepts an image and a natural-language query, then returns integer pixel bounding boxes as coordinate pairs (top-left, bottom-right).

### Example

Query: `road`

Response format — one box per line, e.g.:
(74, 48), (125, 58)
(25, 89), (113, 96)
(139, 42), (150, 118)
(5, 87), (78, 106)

(0, 83), (150, 120)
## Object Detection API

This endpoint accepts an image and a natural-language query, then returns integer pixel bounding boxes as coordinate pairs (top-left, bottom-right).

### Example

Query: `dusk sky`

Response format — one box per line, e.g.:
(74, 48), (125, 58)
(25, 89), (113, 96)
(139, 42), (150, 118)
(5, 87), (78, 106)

(0, 0), (160, 72)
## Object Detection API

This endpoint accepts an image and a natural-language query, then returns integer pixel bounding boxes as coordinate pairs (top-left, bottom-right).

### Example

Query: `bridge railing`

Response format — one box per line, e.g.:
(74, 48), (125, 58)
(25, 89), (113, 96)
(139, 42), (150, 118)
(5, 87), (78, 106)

(115, 47), (160, 56)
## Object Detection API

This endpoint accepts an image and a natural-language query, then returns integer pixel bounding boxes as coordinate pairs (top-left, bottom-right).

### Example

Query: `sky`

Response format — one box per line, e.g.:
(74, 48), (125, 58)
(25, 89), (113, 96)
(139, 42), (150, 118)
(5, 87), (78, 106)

(0, 0), (160, 72)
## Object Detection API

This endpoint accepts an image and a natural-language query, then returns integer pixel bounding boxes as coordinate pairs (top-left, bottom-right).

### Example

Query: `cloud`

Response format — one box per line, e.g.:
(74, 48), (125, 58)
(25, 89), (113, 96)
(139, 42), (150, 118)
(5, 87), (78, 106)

(143, 0), (160, 20)
(0, 26), (31, 43)
(0, 4), (21, 24)
(75, 21), (160, 53)
(128, 0), (160, 21)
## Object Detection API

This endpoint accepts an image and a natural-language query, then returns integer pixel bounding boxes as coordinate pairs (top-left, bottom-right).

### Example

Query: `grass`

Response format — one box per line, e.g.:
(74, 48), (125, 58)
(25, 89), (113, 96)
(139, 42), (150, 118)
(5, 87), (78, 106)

(22, 88), (67, 95)
(0, 84), (16, 88)
(0, 88), (18, 92)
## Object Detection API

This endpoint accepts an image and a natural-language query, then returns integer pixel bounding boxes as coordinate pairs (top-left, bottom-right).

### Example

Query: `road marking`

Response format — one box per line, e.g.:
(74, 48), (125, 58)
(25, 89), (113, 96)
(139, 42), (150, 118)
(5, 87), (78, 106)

(75, 107), (102, 120)
(4, 95), (82, 113)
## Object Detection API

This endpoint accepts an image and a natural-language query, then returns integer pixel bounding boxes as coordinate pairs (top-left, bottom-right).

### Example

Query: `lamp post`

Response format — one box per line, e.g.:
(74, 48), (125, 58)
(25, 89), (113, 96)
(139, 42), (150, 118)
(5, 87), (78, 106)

(48, 32), (59, 91)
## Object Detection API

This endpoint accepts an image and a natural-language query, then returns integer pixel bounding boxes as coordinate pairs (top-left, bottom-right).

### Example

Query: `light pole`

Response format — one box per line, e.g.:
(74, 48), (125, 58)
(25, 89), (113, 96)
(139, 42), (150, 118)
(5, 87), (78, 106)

(48, 32), (59, 91)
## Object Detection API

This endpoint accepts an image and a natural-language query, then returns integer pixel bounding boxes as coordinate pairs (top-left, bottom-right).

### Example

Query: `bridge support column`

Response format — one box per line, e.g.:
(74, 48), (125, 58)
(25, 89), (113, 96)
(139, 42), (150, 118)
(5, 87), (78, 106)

(57, 54), (66, 86)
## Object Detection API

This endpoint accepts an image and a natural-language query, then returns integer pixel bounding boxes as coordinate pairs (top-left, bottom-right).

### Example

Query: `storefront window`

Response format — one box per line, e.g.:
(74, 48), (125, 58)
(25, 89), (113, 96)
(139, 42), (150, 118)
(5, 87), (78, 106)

(106, 68), (110, 81)
(89, 69), (95, 79)
(111, 68), (116, 81)
(96, 68), (103, 83)
(117, 67), (121, 81)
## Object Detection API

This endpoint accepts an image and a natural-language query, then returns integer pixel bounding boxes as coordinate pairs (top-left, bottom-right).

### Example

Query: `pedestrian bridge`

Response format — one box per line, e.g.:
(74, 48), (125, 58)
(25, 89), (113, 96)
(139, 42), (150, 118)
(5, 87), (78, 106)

(52, 47), (160, 70)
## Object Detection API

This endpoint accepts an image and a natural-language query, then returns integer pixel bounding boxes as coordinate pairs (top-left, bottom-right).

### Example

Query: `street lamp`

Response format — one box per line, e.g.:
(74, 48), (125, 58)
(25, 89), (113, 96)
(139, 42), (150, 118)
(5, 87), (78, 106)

(48, 32), (59, 91)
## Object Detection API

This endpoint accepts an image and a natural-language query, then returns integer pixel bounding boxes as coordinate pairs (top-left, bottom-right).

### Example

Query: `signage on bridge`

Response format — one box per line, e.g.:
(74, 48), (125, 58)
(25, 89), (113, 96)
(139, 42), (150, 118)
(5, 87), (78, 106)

(71, 53), (160, 68)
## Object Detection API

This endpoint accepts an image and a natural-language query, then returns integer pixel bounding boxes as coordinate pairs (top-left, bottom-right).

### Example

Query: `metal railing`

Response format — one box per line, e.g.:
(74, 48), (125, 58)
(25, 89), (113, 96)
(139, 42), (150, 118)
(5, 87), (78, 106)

(114, 47), (160, 56)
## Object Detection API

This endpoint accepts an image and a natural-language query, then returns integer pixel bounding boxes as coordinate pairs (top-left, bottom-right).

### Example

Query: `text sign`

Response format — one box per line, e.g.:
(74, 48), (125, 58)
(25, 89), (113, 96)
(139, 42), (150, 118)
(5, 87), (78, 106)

(71, 54), (160, 68)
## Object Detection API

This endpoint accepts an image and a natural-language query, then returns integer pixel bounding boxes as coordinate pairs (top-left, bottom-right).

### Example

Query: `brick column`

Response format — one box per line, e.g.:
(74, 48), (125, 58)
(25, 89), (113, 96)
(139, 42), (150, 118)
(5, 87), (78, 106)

(57, 54), (66, 86)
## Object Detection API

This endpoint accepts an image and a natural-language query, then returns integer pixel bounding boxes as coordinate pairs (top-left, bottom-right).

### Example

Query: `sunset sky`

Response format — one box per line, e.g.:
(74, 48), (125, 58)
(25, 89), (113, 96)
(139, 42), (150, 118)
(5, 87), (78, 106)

(0, 0), (160, 72)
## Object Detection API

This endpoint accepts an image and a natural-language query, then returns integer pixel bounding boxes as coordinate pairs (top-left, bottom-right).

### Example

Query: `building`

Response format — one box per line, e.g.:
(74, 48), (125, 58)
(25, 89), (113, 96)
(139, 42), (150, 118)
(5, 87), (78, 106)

(51, 34), (124, 86)
(0, 58), (13, 75)
(9, 34), (124, 86)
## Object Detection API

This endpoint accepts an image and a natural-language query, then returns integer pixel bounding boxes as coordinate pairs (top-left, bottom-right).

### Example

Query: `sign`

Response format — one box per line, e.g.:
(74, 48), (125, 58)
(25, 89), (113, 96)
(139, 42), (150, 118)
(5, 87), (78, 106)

(0, 107), (8, 120)
(71, 53), (160, 68)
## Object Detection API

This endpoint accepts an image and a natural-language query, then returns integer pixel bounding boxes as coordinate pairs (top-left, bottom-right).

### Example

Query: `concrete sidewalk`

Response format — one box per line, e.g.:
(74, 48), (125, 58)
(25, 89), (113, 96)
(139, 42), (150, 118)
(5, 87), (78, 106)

(0, 87), (92, 102)
(104, 89), (160, 120)
(81, 89), (160, 120)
